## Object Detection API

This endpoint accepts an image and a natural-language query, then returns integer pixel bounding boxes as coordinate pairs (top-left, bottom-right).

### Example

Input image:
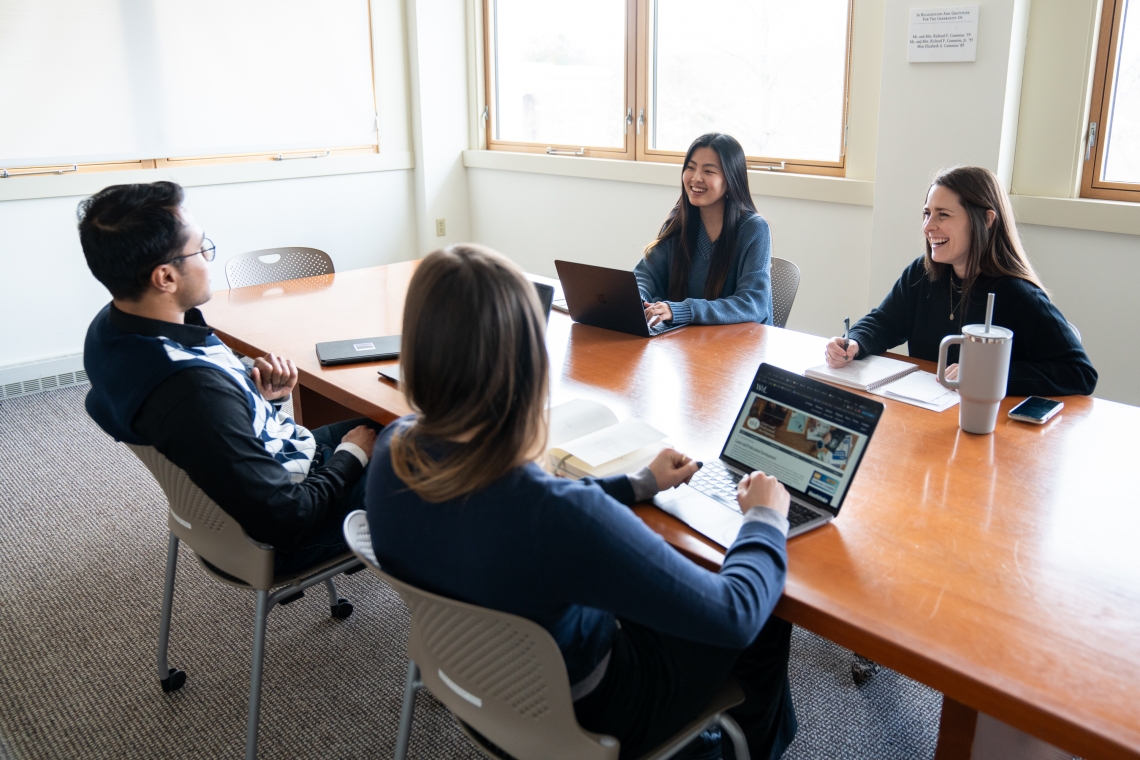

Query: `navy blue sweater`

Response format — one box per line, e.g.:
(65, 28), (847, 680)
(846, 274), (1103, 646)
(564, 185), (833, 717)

(365, 418), (788, 685)
(850, 257), (1097, 397)
(634, 214), (773, 326)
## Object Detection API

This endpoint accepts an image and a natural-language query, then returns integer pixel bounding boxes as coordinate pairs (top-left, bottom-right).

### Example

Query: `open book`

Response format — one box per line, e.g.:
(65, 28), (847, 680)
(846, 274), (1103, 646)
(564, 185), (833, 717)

(805, 356), (959, 412)
(548, 399), (668, 478)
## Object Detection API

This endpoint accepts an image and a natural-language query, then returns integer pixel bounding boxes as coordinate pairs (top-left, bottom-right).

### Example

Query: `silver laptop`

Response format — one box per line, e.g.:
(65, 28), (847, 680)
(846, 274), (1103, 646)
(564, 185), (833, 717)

(654, 363), (884, 545)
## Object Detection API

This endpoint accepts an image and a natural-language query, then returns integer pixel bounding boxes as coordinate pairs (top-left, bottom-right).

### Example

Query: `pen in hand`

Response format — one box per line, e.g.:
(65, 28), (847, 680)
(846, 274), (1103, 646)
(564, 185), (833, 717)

(841, 317), (851, 357)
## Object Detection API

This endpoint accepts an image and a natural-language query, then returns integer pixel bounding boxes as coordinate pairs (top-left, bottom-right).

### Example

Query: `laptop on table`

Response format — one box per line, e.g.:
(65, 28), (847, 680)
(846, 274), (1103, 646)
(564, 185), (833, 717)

(654, 363), (884, 545)
(554, 260), (684, 338)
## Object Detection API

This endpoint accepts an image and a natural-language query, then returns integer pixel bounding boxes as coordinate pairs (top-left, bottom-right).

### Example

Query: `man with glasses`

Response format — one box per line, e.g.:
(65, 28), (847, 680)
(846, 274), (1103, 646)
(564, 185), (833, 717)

(80, 181), (379, 575)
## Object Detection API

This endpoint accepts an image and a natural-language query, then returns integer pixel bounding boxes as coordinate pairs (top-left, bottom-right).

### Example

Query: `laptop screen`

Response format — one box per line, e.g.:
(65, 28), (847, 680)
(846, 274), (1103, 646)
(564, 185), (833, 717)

(719, 363), (884, 514)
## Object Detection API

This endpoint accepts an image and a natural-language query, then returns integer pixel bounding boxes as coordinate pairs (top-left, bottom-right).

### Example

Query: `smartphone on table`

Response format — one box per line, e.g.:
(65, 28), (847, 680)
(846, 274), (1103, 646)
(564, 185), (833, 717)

(1008, 396), (1063, 424)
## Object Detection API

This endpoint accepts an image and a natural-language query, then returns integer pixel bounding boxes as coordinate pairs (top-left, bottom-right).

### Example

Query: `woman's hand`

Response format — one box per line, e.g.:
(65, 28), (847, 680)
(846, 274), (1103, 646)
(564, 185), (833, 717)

(824, 337), (859, 368)
(647, 448), (701, 491)
(736, 471), (790, 517)
(251, 353), (298, 401)
(643, 301), (673, 327)
(944, 363), (959, 381)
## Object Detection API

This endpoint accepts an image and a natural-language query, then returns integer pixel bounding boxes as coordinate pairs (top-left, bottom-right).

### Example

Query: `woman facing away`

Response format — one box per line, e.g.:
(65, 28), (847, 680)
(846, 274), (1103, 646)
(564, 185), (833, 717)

(366, 244), (798, 759)
(638, 133), (774, 328)
(825, 165), (1097, 397)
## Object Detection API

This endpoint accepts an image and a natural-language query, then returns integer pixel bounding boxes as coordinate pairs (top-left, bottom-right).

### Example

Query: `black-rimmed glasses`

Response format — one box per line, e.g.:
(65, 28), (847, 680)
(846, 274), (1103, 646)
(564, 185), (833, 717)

(172, 237), (216, 263)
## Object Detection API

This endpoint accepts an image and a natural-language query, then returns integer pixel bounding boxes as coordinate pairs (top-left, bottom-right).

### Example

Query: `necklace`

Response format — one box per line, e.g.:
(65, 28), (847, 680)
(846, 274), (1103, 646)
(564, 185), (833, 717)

(949, 278), (960, 321)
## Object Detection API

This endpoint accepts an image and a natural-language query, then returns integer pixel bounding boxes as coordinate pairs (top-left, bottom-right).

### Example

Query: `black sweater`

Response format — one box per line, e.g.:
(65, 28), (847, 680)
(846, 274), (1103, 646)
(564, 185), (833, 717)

(104, 308), (363, 550)
(849, 257), (1097, 397)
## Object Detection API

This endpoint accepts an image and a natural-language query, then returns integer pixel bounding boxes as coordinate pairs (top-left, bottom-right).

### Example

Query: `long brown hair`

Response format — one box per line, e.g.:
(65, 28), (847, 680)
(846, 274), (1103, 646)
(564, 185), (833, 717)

(389, 245), (549, 503)
(644, 133), (759, 301)
(923, 166), (1049, 313)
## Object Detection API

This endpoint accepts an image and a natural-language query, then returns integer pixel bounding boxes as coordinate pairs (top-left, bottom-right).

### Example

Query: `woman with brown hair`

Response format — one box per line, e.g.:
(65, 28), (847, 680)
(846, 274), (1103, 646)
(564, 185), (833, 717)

(825, 165), (1096, 396)
(366, 244), (798, 759)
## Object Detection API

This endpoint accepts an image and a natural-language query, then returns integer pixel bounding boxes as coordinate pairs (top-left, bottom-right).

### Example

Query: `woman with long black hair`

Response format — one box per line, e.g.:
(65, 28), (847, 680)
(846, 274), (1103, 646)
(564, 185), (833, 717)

(638, 132), (773, 327)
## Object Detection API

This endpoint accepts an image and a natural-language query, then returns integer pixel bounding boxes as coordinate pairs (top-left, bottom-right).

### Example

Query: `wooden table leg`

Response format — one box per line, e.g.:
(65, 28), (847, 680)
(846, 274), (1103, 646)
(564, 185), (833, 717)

(292, 384), (362, 429)
(935, 696), (978, 760)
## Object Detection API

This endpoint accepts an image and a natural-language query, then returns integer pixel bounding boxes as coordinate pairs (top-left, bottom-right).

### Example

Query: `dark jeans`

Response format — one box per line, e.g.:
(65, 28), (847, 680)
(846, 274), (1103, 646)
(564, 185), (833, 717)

(272, 417), (383, 577)
(574, 615), (797, 760)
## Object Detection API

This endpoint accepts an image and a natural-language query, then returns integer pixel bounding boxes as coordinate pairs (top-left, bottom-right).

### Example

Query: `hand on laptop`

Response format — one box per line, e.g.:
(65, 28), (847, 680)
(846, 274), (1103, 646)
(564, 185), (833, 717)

(647, 448), (701, 490)
(251, 353), (299, 401)
(736, 471), (790, 518)
(644, 301), (673, 327)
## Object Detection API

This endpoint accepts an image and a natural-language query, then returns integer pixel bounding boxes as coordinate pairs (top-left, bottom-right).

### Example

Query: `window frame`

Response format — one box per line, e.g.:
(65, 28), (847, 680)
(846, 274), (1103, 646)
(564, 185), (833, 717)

(1082, 0), (1140, 202)
(0, 1), (381, 181)
(482, 0), (638, 159)
(481, 0), (855, 176)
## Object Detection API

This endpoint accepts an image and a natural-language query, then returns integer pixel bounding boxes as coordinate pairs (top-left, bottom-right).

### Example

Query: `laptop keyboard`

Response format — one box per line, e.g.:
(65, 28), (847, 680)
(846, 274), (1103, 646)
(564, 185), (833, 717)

(689, 461), (821, 529)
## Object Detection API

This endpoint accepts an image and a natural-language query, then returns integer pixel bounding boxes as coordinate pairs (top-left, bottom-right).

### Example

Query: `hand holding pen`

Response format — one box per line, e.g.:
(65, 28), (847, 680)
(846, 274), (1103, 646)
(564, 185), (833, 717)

(824, 317), (860, 367)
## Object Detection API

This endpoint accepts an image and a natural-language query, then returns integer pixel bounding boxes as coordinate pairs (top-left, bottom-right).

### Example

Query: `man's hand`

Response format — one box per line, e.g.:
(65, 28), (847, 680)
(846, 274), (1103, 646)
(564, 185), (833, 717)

(736, 470), (790, 517)
(646, 448), (701, 491)
(341, 425), (378, 461)
(251, 353), (298, 401)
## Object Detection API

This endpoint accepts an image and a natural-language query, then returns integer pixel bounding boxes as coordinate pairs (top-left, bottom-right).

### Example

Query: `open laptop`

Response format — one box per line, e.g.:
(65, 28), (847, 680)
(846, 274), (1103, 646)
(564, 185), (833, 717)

(654, 363), (884, 545)
(554, 260), (684, 338)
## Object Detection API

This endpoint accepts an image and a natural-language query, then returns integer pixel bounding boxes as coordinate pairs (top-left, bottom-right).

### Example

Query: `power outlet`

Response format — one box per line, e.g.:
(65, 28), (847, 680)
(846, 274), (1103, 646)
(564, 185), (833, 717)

(435, 218), (447, 237)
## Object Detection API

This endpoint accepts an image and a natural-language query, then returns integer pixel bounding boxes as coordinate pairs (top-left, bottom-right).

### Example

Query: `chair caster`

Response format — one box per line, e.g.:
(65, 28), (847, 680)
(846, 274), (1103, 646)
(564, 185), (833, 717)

(161, 668), (187, 693)
(330, 598), (354, 619)
(851, 655), (880, 686)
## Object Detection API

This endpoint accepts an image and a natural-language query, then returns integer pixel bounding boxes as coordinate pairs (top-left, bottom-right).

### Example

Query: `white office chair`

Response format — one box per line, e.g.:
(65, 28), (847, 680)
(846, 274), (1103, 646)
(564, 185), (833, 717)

(342, 510), (751, 760)
(128, 444), (363, 760)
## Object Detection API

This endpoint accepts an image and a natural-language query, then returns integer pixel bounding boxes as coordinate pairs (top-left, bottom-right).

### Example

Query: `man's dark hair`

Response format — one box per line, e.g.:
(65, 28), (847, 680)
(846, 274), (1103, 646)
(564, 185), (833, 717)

(77, 181), (188, 301)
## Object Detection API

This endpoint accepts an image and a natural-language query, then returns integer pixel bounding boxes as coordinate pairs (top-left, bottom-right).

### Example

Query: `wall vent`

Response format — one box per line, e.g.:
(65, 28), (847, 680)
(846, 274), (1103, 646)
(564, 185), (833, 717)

(0, 370), (88, 401)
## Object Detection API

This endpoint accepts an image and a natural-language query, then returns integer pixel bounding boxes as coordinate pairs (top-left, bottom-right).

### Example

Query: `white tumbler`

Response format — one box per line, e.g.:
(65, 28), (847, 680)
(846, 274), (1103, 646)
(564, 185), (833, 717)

(937, 324), (1014, 435)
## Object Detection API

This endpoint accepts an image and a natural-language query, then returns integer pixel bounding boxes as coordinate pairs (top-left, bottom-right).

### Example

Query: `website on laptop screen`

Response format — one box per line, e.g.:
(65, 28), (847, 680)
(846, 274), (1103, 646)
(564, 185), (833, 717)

(721, 365), (882, 510)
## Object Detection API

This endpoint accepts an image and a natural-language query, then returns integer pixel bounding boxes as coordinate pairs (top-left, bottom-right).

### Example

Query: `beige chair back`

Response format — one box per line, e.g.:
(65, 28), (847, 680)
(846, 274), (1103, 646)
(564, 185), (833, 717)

(127, 444), (275, 590)
(770, 257), (802, 329)
(343, 511), (619, 760)
(224, 247), (334, 289)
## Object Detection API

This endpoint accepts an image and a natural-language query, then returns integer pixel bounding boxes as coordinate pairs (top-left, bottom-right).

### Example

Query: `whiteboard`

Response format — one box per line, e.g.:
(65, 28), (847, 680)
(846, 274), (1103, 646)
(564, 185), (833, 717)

(0, 0), (377, 167)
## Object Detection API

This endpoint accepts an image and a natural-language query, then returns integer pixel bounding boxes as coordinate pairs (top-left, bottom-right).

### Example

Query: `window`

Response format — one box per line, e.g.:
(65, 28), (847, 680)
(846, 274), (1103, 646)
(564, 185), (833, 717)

(1083, 0), (1140, 201)
(483, 0), (853, 175)
(0, 0), (379, 178)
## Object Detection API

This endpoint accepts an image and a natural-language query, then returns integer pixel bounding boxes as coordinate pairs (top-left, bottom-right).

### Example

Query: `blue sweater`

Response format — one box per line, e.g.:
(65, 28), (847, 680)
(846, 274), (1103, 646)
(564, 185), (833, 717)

(634, 213), (773, 326)
(365, 418), (788, 686)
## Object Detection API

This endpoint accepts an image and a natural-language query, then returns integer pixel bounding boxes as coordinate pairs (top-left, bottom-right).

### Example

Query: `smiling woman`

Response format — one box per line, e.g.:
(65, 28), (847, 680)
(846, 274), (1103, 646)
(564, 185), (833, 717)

(823, 166), (1098, 398)
(635, 132), (774, 328)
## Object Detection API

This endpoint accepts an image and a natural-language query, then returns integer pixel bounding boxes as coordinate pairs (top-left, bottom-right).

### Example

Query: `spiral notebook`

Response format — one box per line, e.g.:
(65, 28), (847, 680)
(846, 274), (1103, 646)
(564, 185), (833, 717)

(805, 357), (959, 412)
(805, 355), (919, 390)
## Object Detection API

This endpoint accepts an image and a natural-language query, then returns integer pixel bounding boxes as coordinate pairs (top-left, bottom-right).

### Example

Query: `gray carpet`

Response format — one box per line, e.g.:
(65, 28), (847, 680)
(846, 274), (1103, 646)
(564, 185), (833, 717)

(0, 385), (941, 759)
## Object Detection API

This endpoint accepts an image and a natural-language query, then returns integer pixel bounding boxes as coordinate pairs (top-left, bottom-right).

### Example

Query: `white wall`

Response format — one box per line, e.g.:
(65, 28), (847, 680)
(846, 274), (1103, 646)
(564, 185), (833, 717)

(0, 170), (418, 368)
(0, 0), (421, 373)
(467, 167), (874, 342)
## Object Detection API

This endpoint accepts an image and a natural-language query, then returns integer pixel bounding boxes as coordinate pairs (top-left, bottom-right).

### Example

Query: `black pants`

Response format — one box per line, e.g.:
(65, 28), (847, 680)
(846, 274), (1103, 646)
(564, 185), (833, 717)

(272, 417), (383, 577)
(574, 615), (797, 760)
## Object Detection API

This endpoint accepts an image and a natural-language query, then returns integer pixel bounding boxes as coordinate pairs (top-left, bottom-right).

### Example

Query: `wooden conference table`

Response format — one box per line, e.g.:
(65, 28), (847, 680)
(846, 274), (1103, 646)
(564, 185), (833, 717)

(201, 261), (1140, 760)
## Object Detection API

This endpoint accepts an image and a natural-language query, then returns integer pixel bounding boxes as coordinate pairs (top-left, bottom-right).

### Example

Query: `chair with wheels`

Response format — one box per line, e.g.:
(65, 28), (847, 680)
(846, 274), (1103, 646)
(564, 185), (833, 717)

(127, 444), (363, 760)
(224, 247), (335, 289)
(223, 247), (333, 417)
(770, 257), (801, 329)
(342, 510), (751, 760)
